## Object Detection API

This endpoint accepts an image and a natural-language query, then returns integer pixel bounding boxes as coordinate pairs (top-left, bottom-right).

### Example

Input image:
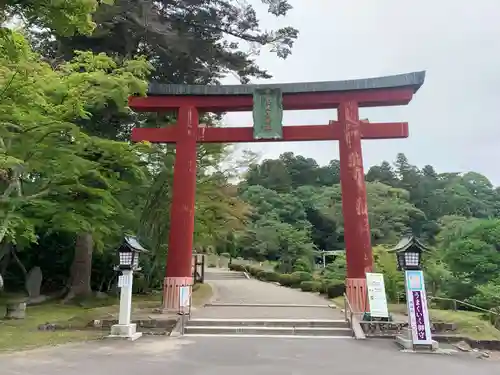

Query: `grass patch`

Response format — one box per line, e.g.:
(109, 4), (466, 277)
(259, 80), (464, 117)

(0, 284), (212, 353)
(332, 297), (500, 340)
(0, 301), (109, 353)
(192, 283), (212, 307)
(430, 309), (500, 340)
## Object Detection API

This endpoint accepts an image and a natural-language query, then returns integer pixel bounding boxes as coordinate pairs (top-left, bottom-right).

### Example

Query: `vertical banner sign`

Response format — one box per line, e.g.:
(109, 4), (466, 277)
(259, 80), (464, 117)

(405, 270), (432, 345)
(179, 286), (191, 308)
(366, 273), (389, 318)
(252, 88), (283, 139)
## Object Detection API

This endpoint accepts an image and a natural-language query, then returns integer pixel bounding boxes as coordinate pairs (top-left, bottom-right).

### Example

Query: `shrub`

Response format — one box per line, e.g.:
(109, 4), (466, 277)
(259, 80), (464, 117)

(318, 281), (328, 295)
(288, 271), (313, 288)
(300, 281), (322, 292)
(258, 271), (280, 282)
(278, 274), (294, 287)
(325, 280), (346, 299)
(293, 257), (313, 273)
(247, 266), (262, 277)
(228, 263), (246, 272)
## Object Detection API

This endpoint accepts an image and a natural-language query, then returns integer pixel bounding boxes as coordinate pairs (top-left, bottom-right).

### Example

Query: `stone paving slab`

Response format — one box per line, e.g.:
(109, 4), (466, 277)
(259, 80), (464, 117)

(1, 336), (496, 375)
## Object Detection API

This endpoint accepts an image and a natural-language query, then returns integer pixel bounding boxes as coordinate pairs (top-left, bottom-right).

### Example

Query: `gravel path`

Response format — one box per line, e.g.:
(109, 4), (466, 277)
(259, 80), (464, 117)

(193, 270), (344, 320)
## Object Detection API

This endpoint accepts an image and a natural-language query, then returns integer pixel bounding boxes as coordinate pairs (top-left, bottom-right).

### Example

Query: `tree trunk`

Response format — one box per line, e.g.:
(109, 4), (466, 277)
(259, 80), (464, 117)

(0, 242), (11, 276)
(66, 232), (93, 300)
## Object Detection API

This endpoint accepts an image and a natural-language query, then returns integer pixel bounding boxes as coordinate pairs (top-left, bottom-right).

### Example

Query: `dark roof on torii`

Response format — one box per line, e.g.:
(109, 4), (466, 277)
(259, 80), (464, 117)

(146, 71), (426, 96)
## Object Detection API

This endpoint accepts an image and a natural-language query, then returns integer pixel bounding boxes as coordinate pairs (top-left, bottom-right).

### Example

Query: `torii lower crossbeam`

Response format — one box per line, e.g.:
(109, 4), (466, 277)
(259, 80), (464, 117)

(131, 122), (408, 143)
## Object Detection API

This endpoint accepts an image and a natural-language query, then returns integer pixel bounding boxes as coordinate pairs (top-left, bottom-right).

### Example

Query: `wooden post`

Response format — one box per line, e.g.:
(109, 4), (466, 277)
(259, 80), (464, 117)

(162, 106), (198, 311)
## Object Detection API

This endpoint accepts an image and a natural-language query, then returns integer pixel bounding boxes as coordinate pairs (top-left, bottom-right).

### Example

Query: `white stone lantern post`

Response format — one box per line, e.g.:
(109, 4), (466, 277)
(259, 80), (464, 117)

(109, 236), (148, 341)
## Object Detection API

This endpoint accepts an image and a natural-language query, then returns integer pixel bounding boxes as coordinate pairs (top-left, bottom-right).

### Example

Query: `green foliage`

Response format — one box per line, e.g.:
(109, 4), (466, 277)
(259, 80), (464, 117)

(293, 257), (313, 273)
(242, 261), (343, 298)
(35, 0), (298, 84)
(246, 265), (262, 277)
(321, 254), (347, 280)
(0, 29), (151, 246)
(228, 263), (246, 272)
(325, 280), (346, 299)
(278, 273), (294, 287)
(1, 0), (110, 36)
(236, 151), (500, 311)
(300, 280), (321, 293)
(283, 271), (312, 288)
(468, 281), (500, 310)
(257, 271), (280, 283)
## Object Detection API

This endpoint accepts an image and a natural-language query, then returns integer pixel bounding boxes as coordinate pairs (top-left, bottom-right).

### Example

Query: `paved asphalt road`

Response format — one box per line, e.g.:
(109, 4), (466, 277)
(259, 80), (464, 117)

(2, 336), (496, 375)
(2, 271), (496, 373)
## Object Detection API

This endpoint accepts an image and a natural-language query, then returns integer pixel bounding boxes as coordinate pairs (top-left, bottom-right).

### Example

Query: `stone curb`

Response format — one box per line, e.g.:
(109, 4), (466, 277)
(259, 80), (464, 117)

(364, 334), (500, 350)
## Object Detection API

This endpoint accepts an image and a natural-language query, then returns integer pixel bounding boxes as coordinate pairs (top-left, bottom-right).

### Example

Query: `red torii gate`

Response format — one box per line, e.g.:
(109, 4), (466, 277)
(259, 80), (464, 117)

(129, 71), (425, 313)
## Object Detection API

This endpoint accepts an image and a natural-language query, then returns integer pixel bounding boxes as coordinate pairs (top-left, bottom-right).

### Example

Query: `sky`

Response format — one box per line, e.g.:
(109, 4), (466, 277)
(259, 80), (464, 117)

(222, 0), (500, 184)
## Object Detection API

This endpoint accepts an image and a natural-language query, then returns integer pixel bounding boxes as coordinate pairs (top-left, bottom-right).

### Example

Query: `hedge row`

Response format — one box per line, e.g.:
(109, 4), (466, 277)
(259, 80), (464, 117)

(228, 263), (345, 299)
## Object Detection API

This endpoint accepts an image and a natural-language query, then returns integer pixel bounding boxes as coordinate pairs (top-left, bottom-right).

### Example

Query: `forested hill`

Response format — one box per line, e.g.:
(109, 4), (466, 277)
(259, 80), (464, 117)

(218, 151), (500, 308)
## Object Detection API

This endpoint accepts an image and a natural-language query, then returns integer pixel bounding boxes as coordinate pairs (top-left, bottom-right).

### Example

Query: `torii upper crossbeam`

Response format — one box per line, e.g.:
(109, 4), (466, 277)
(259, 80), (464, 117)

(129, 71), (426, 313)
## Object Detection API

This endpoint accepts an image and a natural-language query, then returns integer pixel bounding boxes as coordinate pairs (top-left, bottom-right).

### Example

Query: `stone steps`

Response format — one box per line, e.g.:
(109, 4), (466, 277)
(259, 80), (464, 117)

(187, 318), (347, 328)
(183, 318), (353, 338)
(204, 272), (248, 280)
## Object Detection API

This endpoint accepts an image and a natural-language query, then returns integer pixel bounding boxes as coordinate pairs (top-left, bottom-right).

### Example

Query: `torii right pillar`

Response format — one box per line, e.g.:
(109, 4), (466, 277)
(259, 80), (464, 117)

(338, 101), (373, 313)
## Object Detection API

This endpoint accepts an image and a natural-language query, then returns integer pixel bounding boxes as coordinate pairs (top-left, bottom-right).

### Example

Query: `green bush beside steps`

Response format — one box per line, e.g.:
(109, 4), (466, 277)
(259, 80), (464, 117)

(228, 263), (345, 299)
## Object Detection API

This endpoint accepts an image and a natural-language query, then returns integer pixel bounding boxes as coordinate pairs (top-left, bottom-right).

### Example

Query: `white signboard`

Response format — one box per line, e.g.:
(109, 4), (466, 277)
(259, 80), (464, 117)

(405, 270), (433, 345)
(179, 286), (191, 308)
(117, 273), (132, 288)
(366, 272), (389, 318)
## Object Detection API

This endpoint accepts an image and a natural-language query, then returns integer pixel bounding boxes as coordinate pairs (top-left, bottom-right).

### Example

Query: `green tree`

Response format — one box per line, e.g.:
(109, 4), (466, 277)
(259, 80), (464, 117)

(245, 160), (292, 193)
(33, 0), (298, 84)
(0, 30), (152, 298)
(1, 0), (111, 36)
(365, 161), (398, 186)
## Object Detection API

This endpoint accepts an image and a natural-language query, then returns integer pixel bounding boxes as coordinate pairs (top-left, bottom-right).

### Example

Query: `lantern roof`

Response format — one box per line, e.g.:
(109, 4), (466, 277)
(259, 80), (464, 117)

(123, 236), (149, 253)
(391, 233), (430, 253)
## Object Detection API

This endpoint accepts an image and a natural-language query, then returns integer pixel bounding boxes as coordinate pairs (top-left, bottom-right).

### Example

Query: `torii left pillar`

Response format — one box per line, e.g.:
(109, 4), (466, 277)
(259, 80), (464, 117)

(162, 106), (198, 312)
